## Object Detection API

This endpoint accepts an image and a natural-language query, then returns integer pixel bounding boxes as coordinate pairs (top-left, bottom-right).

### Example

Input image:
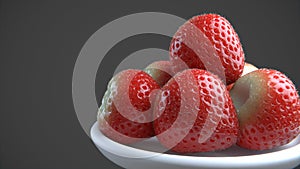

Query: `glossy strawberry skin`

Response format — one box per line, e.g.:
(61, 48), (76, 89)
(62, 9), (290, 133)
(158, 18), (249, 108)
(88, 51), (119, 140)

(153, 69), (238, 153)
(169, 14), (245, 85)
(230, 69), (300, 150)
(227, 62), (258, 91)
(144, 60), (173, 87)
(97, 69), (160, 144)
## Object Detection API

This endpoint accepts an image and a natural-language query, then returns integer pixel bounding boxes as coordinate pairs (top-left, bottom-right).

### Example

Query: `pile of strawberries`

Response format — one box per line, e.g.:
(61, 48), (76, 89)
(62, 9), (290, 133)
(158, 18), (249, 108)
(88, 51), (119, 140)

(97, 13), (300, 153)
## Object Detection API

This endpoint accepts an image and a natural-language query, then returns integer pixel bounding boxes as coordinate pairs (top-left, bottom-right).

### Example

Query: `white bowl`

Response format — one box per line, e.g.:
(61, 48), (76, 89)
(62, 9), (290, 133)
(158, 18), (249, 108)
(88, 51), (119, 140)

(91, 122), (300, 169)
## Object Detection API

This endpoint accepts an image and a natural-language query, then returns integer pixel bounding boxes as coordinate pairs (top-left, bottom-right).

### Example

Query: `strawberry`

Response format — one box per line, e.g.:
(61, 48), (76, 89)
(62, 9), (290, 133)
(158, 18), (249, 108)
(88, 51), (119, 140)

(144, 60), (173, 87)
(169, 13), (245, 85)
(153, 69), (238, 153)
(230, 69), (300, 150)
(240, 62), (258, 76)
(227, 62), (258, 91)
(97, 69), (160, 144)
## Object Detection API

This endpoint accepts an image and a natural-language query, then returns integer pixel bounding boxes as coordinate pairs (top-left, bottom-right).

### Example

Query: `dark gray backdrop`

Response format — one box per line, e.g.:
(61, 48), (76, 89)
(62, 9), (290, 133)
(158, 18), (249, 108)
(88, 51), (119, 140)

(1, 0), (300, 169)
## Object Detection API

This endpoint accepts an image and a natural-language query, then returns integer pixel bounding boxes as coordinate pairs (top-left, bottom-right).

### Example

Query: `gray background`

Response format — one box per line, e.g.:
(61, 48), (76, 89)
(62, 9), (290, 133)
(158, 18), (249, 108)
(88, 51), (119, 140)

(1, 0), (300, 169)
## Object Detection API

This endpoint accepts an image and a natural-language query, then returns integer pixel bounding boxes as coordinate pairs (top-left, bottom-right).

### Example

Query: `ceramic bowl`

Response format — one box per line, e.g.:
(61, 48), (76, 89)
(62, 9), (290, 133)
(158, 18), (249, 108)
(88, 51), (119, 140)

(91, 122), (300, 169)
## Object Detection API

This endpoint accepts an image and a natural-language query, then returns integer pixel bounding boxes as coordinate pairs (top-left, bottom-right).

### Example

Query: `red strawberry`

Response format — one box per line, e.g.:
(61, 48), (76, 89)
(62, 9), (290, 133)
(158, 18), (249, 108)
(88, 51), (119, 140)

(144, 60), (173, 87)
(153, 69), (238, 153)
(227, 62), (258, 91)
(169, 13), (245, 85)
(230, 69), (300, 150)
(97, 69), (160, 144)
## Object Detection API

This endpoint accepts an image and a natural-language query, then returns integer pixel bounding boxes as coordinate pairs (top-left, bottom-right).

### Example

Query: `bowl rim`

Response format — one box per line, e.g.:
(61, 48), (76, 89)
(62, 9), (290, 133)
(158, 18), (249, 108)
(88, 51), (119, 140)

(91, 121), (300, 167)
